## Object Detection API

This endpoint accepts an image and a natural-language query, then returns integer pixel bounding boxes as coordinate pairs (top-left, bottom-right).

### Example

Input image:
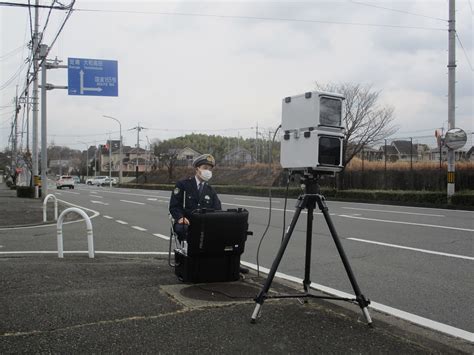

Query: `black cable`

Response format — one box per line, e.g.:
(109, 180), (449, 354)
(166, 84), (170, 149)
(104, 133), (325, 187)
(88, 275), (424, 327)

(255, 124), (281, 277)
(39, 0), (57, 44)
(281, 176), (290, 243)
(27, 0), (33, 41)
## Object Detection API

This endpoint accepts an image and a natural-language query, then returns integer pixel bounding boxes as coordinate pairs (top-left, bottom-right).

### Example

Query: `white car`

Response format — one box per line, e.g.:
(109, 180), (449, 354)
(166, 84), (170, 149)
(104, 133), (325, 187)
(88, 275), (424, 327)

(86, 176), (107, 185)
(100, 177), (117, 186)
(56, 175), (75, 189)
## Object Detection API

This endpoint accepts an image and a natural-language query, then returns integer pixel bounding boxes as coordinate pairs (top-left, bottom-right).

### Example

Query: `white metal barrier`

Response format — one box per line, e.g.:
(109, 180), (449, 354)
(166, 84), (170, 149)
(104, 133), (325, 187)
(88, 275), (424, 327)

(57, 207), (94, 258)
(43, 194), (58, 222)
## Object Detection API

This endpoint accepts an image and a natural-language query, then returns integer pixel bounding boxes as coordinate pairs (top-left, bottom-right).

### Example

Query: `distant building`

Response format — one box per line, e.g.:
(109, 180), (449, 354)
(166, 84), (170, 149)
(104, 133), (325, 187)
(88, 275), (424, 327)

(223, 147), (253, 165)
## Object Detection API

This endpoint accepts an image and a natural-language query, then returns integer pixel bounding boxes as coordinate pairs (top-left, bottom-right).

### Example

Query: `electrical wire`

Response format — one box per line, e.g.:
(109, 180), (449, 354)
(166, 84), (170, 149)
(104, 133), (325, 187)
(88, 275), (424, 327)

(456, 33), (473, 72)
(349, 0), (447, 22)
(73, 7), (446, 31)
(255, 124), (280, 277)
(0, 43), (27, 60)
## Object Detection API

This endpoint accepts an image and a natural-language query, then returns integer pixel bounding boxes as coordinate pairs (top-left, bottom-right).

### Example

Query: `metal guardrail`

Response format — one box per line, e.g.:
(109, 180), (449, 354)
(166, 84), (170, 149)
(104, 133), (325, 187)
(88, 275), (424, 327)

(43, 194), (58, 222)
(57, 207), (94, 258)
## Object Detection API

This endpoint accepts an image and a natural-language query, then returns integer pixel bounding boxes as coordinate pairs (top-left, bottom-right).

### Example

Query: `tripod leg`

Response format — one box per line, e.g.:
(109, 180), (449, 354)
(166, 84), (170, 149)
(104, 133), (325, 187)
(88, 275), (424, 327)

(251, 203), (305, 323)
(316, 196), (373, 326)
(303, 205), (314, 294)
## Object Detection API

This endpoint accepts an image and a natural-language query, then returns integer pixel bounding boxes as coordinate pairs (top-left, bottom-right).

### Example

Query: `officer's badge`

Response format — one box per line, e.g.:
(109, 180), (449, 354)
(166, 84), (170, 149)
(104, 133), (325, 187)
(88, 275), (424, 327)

(204, 195), (210, 200)
(173, 188), (180, 195)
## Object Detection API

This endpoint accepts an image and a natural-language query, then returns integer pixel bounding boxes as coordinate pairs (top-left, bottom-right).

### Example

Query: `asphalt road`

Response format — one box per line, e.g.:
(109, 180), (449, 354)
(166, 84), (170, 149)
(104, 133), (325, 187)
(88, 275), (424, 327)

(6, 183), (474, 336)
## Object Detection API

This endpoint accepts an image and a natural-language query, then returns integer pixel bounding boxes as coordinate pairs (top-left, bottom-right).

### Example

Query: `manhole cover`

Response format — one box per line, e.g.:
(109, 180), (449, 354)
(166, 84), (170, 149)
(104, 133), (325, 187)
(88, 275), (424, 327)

(180, 283), (260, 302)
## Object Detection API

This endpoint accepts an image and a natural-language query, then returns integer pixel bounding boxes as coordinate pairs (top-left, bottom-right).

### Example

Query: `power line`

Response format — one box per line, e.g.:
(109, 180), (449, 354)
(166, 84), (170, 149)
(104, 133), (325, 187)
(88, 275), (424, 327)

(349, 0), (447, 22)
(0, 1), (72, 9)
(73, 8), (446, 31)
(0, 43), (27, 60)
(456, 33), (473, 71)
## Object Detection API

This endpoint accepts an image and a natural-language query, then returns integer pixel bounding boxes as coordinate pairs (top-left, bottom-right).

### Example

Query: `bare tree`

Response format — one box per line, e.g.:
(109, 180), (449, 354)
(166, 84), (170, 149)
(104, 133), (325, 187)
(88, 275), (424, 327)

(316, 82), (398, 187)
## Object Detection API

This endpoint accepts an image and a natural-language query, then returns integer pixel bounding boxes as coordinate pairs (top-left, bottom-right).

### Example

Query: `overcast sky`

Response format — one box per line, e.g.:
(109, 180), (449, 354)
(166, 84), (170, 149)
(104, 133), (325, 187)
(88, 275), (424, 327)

(1, 0), (473, 152)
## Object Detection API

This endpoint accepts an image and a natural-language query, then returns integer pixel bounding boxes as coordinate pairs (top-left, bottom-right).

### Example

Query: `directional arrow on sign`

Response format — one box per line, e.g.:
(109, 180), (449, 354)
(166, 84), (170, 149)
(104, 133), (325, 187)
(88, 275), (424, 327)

(79, 70), (103, 95)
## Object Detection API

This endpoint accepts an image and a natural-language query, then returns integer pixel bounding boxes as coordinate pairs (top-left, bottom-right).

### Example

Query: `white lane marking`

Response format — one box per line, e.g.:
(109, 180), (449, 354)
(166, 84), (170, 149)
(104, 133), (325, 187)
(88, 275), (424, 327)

(347, 238), (474, 261)
(222, 202), (335, 216)
(339, 215), (473, 232)
(153, 233), (170, 241)
(132, 226), (147, 232)
(103, 215), (114, 219)
(240, 261), (474, 342)
(116, 220), (128, 225)
(90, 195), (103, 198)
(341, 207), (445, 217)
(0, 251), (169, 255)
(61, 191), (80, 195)
(90, 191), (97, 194)
(120, 199), (145, 205)
(147, 198), (158, 201)
(91, 200), (109, 206)
(77, 187), (168, 199)
(235, 197), (280, 203)
(329, 199), (474, 214)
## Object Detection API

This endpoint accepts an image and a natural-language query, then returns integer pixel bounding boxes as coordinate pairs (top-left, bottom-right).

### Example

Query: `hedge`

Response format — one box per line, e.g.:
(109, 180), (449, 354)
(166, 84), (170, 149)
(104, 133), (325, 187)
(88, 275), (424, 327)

(120, 183), (473, 210)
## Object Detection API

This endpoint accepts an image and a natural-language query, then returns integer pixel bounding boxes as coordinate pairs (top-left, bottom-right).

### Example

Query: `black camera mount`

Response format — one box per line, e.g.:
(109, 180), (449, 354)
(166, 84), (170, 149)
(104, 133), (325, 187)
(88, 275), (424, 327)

(251, 170), (372, 326)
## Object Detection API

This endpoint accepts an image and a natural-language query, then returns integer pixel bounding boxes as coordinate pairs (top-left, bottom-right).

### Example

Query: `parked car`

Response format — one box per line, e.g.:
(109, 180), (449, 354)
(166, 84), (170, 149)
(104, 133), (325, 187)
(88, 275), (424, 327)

(56, 175), (75, 189)
(100, 177), (117, 186)
(86, 176), (107, 185)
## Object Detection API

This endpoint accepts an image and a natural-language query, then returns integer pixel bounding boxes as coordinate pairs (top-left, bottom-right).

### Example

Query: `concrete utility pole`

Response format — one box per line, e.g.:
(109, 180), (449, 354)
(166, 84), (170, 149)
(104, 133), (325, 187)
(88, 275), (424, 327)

(39, 47), (68, 197)
(32, 0), (40, 198)
(130, 123), (146, 182)
(447, 0), (456, 197)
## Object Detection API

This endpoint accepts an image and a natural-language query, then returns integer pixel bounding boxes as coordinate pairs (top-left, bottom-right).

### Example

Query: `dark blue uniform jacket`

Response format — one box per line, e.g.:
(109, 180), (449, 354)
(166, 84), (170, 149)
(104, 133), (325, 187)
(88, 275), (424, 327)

(169, 177), (222, 221)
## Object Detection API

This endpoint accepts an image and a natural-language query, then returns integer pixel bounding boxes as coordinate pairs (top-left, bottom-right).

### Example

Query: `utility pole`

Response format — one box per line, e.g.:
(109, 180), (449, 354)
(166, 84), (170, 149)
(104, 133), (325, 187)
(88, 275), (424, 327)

(39, 46), (68, 198)
(32, 0), (40, 198)
(446, 0), (456, 198)
(130, 123), (147, 182)
(255, 122), (258, 164)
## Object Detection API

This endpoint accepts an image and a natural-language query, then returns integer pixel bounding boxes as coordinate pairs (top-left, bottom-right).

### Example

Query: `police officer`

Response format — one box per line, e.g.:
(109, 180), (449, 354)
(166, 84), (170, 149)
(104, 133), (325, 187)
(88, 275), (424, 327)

(169, 154), (249, 274)
(169, 154), (221, 240)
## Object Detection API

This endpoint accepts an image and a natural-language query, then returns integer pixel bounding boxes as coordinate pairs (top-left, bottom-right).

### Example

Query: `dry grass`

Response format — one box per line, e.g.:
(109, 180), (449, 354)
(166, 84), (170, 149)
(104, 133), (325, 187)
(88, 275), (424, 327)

(346, 157), (474, 171)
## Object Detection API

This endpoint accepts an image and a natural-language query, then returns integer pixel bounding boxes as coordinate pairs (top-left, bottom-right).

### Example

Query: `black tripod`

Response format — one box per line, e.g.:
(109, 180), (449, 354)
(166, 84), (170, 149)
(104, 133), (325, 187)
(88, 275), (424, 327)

(251, 173), (372, 326)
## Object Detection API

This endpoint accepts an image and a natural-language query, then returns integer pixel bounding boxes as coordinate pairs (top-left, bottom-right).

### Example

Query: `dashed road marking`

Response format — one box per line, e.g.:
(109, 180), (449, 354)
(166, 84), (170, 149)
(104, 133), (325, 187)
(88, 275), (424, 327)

(103, 215), (113, 219)
(341, 207), (445, 217)
(132, 226), (147, 232)
(91, 200), (109, 205)
(147, 198), (158, 201)
(116, 220), (128, 225)
(153, 233), (170, 241)
(120, 200), (145, 205)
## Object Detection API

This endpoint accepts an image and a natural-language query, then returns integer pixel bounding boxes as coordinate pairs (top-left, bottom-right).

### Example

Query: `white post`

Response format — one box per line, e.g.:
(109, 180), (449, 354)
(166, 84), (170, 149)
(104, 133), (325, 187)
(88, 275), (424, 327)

(43, 193), (58, 222)
(57, 207), (94, 258)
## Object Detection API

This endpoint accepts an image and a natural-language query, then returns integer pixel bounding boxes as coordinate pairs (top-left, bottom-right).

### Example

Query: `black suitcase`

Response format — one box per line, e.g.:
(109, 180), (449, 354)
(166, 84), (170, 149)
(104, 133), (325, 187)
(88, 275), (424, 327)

(174, 209), (249, 283)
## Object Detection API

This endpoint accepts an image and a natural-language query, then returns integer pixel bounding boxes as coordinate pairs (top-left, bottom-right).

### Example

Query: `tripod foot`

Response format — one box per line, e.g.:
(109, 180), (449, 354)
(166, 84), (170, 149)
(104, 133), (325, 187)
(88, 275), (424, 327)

(362, 307), (373, 327)
(250, 303), (262, 324)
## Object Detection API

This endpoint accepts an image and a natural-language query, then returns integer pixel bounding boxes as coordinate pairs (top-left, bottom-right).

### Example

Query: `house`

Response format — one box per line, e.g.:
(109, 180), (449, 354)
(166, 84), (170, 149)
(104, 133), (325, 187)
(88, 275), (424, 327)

(378, 140), (431, 162)
(223, 147), (253, 165)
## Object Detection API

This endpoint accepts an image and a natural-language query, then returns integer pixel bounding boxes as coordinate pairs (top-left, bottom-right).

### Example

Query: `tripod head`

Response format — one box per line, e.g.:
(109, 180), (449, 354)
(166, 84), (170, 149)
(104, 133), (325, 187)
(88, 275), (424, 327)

(289, 169), (323, 195)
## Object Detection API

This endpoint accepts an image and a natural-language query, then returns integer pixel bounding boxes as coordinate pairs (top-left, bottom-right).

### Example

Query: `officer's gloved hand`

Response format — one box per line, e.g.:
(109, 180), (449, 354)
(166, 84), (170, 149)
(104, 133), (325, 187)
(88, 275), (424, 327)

(174, 222), (189, 242)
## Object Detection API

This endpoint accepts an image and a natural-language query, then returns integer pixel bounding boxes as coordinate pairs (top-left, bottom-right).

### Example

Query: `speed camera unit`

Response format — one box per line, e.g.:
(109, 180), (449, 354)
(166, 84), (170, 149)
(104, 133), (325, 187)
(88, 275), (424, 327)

(280, 91), (345, 173)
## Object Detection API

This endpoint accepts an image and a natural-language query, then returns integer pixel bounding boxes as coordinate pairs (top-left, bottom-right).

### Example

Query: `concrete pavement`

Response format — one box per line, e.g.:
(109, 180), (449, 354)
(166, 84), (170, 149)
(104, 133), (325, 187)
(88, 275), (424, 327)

(0, 183), (472, 354)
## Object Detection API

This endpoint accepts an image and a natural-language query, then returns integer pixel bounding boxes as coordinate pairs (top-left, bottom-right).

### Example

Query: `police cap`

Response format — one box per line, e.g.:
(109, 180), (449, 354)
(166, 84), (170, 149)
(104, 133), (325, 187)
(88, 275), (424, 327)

(193, 154), (215, 168)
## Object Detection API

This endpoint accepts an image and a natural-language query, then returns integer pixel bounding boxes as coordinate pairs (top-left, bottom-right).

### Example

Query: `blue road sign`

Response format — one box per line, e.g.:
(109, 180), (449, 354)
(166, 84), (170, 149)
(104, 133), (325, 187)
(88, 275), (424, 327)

(68, 58), (118, 97)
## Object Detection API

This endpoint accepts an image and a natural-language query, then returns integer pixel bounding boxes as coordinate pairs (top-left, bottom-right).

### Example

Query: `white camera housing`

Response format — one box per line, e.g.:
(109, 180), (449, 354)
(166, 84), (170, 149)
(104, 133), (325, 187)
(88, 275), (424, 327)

(280, 91), (345, 173)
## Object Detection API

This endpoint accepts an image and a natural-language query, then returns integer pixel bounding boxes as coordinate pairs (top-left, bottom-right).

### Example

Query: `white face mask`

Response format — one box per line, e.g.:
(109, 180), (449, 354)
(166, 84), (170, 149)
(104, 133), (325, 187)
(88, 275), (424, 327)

(199, 169), (212, 181)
